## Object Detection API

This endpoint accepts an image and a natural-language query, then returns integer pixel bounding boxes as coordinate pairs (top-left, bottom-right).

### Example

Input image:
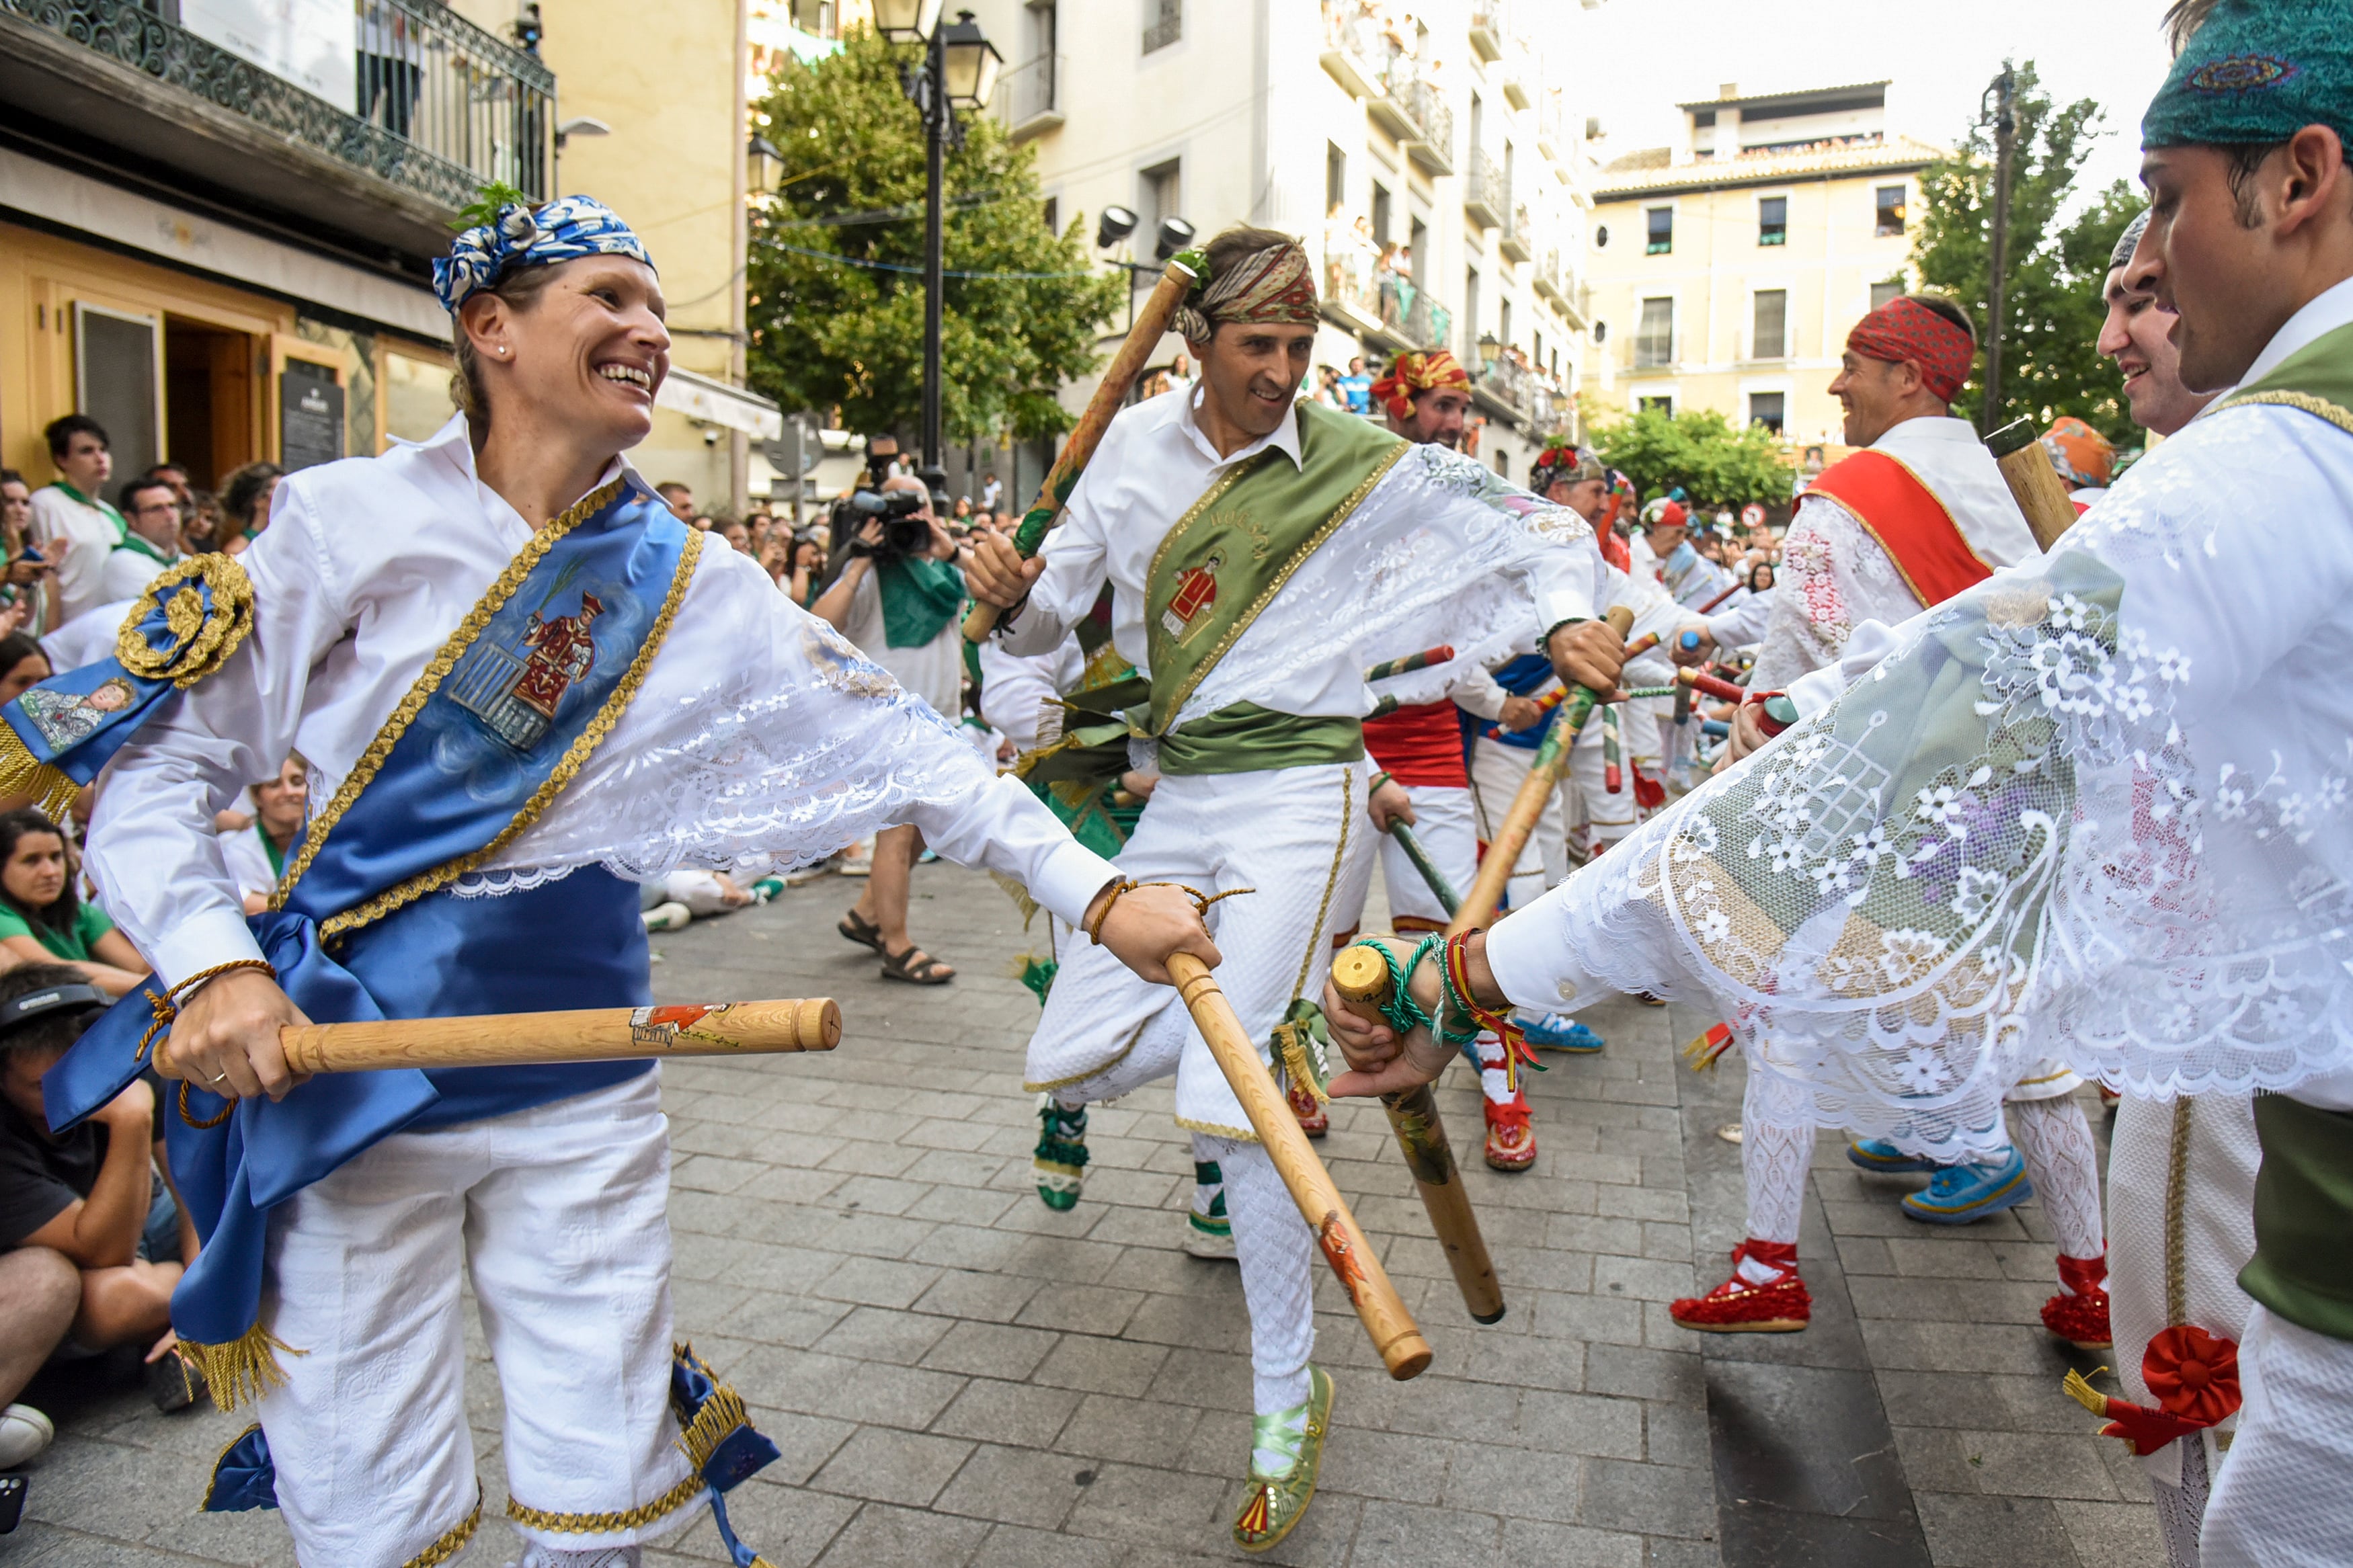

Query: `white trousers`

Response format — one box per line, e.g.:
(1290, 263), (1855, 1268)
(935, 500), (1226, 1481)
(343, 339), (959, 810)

(257, 1073), (696, 1567)
(1362, 783), (1476, 932)
(2203, 1304), (2353, 1567)
(1466, 737), (1570, 906)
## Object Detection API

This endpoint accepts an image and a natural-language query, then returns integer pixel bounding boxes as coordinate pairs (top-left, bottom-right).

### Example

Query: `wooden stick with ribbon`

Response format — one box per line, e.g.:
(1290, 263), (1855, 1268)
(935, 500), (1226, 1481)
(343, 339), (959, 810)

(963, 254), (1204, 643)
(1164, 952), (1434, 1378)
(1448, 606), (1634, 935)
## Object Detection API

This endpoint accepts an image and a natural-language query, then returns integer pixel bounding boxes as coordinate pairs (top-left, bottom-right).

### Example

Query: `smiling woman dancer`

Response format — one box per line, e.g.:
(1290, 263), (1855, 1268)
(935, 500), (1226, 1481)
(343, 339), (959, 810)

(32, 196), (1211, 1568)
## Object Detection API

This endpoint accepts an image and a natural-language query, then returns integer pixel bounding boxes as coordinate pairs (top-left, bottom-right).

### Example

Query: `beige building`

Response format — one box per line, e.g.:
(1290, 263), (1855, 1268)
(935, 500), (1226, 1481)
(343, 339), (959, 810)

(1581, 81), (1942, 450)
(956, 0), (1603, 497)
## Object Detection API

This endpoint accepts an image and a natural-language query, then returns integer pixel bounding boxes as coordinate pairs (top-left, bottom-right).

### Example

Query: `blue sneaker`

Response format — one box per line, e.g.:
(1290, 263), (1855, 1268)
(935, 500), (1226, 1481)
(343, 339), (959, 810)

(1901, 1148), (2033, 1225)
(1522, 1012), (1603, 1054)
(1846, 1138), (1938, 1175)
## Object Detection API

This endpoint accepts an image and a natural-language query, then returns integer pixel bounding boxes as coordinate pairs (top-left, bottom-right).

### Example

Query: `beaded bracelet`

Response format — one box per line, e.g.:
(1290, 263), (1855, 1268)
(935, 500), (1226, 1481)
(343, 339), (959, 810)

(1084, 878), (1252, 946)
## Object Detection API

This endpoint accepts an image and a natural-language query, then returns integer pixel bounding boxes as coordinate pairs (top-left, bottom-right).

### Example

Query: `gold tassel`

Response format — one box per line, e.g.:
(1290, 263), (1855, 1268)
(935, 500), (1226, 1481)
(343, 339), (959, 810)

(1272, 1020), (1330, 1105)
(674, 1378), (752, 1474)
(988, 868), (1040, 927)
(0, 724), (79, 823)
(2061, 1367), (2114, 1418)
(177, 1323), (306, 1413)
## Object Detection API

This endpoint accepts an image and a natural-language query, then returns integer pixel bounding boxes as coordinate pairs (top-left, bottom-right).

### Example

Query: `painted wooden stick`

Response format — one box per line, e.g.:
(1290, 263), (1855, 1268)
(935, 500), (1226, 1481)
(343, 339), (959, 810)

(1328, 942), (1505, 1324)
(1448, 605), (1634, 936)
(1695, 579), (1747, 615)
(1675, 666), (1749, 704)
(1164, 952), (1433, 1379)
(258, 999), (842, 1075)
(1386, 819), (1462, 915)
(1984, 417), (2082, 554)
(963, 254), (1203, 643)
(1601, 702), (1624, 794)
(1366, 644), (1455, 683)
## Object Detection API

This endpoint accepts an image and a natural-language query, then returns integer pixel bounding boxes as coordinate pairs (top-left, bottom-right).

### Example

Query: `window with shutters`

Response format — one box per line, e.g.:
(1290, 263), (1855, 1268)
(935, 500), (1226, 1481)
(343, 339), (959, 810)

(1749, 392), (1786, 433)
(1645, 206), (1672, 255)
(1759, 196), (1787, 246)
(1753, 290), (1788, 359)
(1635, 297), (1674, 368)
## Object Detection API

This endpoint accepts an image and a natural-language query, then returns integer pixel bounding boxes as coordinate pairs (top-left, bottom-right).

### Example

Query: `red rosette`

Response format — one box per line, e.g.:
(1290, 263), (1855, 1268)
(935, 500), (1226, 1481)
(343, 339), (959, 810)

(2143, 1325), (2241, 1428)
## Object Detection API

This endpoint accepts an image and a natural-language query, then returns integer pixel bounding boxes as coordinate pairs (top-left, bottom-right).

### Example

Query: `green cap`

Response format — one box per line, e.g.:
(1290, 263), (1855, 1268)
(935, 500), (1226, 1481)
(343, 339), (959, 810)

(2143, 0), (2353, 151)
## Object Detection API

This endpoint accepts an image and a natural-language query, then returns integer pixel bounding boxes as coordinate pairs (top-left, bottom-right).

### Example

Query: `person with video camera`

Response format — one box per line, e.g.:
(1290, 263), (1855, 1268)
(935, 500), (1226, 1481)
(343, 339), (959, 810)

(814, 468), (969, 984)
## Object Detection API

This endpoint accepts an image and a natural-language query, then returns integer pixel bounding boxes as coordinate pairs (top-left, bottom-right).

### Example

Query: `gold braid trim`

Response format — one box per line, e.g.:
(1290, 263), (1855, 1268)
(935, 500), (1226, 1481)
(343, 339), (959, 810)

(2166, 1097), (2194, 1326)
(318, 524), (703, 940)
(273, 478), (628, 909)
(403, 1486), (484, 1568)
(2215, 388), (2353, 438)
(506, 1471), (704, 1536)
(175, 1321), (307, 1414)
(199, 1423), (262, 1511)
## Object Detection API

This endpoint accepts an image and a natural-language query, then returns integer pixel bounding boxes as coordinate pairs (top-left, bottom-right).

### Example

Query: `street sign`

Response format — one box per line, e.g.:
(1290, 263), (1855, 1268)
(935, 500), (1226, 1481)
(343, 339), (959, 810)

(1740, 503), (1767, 529)
(762, 415), (824, 477)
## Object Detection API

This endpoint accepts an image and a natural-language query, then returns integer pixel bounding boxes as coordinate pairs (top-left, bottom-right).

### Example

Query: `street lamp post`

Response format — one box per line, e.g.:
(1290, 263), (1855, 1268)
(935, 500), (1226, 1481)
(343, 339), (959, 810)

(876, 2), (1000, 474)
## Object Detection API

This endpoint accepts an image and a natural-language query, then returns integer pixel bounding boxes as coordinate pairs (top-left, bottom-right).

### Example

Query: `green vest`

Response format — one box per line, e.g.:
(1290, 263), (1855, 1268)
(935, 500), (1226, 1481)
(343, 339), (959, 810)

(2223, 317), (2353, 1342)
(1143, 402), (1408, 775)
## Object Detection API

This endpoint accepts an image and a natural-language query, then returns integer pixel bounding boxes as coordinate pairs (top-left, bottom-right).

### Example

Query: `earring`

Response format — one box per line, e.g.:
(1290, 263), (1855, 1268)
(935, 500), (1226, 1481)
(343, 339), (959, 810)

(497, 346), (510, 357)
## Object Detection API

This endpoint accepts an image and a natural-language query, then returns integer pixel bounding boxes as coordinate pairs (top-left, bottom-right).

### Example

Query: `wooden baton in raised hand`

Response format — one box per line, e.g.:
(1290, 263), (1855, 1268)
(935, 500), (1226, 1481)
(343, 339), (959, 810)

(1164, 952), (1434, 1379)
(171, 999), (844, 1076)
(1328, 942), (1505, 1324)
(1984, 417), (2083, 553)
(1449, 604), (1635, 935)
(963, 253), (1203, 643)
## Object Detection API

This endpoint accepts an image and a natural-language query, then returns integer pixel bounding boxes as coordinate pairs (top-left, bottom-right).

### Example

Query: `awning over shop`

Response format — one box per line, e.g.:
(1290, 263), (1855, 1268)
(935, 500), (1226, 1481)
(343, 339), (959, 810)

(655, 367), (784, 440)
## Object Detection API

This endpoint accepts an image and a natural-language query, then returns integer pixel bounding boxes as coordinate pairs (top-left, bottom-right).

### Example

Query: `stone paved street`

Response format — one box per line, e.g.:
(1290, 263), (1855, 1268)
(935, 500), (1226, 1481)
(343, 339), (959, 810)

(6, 861), (2167, 1567)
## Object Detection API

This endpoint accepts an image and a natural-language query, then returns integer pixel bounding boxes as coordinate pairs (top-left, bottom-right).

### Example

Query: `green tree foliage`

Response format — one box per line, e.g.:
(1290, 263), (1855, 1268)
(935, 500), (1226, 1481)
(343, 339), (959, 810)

(1587, 405), (1792, 510)
(746, 30), (1123, 442)
(1911, 62), (2144, 443)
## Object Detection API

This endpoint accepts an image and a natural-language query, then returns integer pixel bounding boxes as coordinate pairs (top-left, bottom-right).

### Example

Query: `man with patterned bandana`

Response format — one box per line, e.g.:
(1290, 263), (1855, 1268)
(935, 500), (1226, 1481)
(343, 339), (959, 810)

(968, 224), (1628, 1553)
(1327, 5), (2353, 1552)
(32, 196), (1213, 1568)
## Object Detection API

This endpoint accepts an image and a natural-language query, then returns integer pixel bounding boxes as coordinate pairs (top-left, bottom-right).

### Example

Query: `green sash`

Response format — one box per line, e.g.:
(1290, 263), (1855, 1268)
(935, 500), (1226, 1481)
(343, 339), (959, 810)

(1143, 403), (1408, 739)
(1156, 704), (1363, 777)
(2242, 1096), (2353, 1342)
(877, 554), (967, 648)
(2212, 319), (2353, 434)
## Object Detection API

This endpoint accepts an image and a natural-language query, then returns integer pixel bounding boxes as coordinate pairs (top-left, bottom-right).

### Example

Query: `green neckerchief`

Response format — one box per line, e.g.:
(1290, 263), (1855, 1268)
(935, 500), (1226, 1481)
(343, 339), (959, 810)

(2214, 318), (2353, 436)
(876, 553), (966, 648)
(1142, 402), (1408, 736)
(114, 531), (176, 566)
(255, 822), (287, 879)
(49, 482), (128, 544)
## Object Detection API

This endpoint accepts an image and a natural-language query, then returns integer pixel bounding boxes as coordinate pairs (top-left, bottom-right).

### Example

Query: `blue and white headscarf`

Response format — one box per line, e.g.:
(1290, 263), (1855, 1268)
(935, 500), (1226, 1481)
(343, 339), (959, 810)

(432, 196), (655, 314)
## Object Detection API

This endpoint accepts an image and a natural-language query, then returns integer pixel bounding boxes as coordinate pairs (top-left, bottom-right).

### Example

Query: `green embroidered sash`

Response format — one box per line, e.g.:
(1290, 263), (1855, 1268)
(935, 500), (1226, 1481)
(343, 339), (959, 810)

(1143, 402), (1408, 739)
(2212, 319), (2353, 434)
(2243, 1096), (2353, 1342)
(1156, 704), (1364, 776)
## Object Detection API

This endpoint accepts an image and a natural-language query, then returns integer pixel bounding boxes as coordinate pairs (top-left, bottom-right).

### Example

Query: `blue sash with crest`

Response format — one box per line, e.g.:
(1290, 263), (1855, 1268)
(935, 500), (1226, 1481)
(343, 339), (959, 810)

(42, 478), (702, 1403)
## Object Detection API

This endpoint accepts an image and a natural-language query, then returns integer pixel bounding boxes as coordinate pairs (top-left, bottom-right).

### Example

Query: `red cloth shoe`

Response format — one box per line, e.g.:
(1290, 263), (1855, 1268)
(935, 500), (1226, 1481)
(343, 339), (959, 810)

(1483, 1094), (1536, 1171)
(1671, 1240), (1811, 1333)
(2042, 1252), (2112, 1350)
(1286, 1079), (1328, 1139)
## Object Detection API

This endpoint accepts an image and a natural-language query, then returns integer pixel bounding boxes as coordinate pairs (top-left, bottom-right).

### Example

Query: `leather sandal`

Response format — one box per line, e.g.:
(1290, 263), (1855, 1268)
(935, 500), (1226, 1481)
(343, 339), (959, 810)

(880, 942), (955, 985)
(838, 907), (883, 952)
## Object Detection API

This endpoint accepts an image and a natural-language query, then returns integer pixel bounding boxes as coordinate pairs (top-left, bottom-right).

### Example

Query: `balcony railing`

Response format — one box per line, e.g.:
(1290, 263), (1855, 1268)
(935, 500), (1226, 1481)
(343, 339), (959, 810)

(1463, 148), (1505, 230)
(1468, 1), (1506, 62)
(1500, 202), (1533, 263)
(1538, 88), (1565, 162)
(1404, 79), (1452, 174)
(1323, 243), (1453, 354)
(7, 0), (551, 210)
(996, 51), (1064, 139)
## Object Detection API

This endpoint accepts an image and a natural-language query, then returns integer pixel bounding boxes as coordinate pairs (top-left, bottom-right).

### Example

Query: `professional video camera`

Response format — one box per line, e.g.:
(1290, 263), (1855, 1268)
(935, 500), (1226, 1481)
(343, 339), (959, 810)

(832, 486), (934, 559)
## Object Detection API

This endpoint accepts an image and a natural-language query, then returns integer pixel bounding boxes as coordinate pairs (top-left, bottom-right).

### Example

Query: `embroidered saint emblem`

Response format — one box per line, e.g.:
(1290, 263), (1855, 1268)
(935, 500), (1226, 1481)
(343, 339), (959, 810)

(17, 678), (135, 751)
(1161, 550), (1222, 643)
(449, 588), (605, 753)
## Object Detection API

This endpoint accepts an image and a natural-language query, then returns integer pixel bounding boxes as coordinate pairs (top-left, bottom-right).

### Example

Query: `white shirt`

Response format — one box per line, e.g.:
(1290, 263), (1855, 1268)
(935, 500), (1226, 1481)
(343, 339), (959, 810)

(87, 415), (1118, 987)
(998, 386), (1601, 733)
(978, 636), (1087, 755)
(1751, 415), (2040, 692)
(1703, 586), (1776, 651)
(842, 565), (965, 717)
(216, 823), (285, 902)
(40, 597), (137, 674)
(99, 542), (179, 606)
(28, 485), (124, 626)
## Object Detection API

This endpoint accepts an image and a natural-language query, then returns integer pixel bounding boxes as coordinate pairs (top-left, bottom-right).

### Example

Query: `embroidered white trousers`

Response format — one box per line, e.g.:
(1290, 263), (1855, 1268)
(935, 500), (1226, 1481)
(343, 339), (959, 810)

(255, 1072), (697, 1567)
(2202, 1304), (2353, 1567)
(1334, 783), (1476, 934)
(1466, 737), (1570, 907)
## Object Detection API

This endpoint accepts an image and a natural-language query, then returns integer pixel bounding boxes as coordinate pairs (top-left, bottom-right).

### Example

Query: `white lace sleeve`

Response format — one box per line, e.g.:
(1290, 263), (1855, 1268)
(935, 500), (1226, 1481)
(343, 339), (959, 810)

(1749, 496), (1921, 692)
(1487, 402), (2353, 1138)
(480, 550), (1115, 925)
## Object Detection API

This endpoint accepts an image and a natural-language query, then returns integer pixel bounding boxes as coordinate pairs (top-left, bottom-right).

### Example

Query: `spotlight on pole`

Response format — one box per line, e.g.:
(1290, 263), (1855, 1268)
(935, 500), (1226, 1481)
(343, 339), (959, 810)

(1154, 216), (1196, 263)
(1096, 205), (1139, 249)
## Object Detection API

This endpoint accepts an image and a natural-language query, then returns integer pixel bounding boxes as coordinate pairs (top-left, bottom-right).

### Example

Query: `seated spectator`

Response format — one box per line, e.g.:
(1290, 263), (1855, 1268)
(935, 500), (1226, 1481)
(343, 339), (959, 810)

(180, 488), (223, 555)
(216, 461), (282, 558)
(0, 964), (199, 1414)
(99, 476), (185, 602)
(218, 757), (305, 913)
(0, 811), (147, 997)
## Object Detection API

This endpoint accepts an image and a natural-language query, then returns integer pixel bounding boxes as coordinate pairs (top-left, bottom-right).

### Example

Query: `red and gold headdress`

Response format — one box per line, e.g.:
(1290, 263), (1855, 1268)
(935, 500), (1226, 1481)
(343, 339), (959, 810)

(1368, 349), (1472, 420)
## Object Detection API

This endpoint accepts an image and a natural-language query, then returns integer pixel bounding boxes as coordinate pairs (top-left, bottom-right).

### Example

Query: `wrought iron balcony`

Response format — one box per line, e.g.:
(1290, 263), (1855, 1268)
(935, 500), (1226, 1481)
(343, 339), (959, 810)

(1468, 1), (1506, 63)
(997, 51), (1064, 140)
(1, 0), (551, 263)
(1322, 239), (1453, 356)
(1404, 81), (1453, 175)
(1499, 202), (1533, 263)
(1464, 148), (1505, 231)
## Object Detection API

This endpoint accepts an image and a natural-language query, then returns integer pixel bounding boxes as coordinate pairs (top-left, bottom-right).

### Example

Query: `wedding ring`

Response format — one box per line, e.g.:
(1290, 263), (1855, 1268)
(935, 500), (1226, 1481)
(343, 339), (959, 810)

(208, 1070), (230, 1085)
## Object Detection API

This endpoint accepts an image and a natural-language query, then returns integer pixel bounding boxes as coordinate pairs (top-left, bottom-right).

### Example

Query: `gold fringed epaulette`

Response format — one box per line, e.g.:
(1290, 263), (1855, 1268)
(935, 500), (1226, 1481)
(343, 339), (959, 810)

(176, 1323), (307, 1413)
(0, 726), (81, 823)
(675, 1376), (752, 1475)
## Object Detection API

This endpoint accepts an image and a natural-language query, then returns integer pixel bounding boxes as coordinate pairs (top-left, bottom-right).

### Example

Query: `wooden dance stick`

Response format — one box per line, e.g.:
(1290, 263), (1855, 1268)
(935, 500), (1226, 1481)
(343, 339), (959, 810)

(963, 255), (1203, 643)
(1328, 935), (1506, 1322)
(1695, 578), (1747, 615)
(1366, 644), (1455, 683)
(1386, 819), (1463, 914)
(1675, 666), (1749, 704)
(1984, 418), (2082, 554)
(1447, 605), (1634, 936)
(1164, 953), (1434, 1379)
(252, 999), (842, 1075)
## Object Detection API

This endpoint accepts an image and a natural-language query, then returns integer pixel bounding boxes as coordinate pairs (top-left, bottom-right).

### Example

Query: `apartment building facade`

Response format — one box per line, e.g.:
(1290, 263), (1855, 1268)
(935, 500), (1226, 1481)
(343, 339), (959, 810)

(1581, 81), (1940, 452)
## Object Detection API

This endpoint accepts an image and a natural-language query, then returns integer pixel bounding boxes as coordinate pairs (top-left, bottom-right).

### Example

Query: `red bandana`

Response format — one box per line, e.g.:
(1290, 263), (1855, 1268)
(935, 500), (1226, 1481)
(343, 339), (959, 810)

(1369, 349), (1472, 420)
(1846, 297), (1975, 405)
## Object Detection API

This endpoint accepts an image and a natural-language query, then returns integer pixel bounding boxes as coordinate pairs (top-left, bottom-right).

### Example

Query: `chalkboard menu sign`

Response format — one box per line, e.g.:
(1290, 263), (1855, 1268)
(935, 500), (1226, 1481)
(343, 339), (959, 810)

(280, 360), (344, 472)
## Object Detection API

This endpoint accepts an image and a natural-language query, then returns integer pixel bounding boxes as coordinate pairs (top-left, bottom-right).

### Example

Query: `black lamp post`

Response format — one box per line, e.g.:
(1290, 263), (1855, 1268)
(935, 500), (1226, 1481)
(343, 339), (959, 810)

(876, 1), (1001, 472)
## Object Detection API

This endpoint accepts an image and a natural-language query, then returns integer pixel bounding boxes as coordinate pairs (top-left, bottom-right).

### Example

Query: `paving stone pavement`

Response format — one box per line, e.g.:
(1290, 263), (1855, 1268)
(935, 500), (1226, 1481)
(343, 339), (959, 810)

(4, 860), (2167, 1567)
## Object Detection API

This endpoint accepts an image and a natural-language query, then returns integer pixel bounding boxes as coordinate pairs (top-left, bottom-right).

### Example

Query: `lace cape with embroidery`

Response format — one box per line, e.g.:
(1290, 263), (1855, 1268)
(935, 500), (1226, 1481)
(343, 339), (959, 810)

(1527, 400), (2353, 1151)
